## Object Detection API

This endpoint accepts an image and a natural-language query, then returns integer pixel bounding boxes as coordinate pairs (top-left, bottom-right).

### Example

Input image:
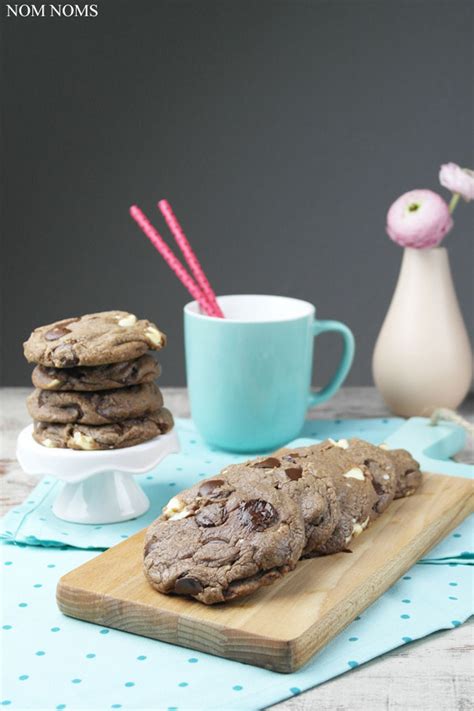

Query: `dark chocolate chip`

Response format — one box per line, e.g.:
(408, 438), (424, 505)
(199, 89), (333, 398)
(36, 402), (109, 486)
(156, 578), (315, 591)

(45, 326), (71, 341)
(174, 576), (203, 595)
(56, 350), (80, 367)
(143, 539), (155, 558)
(239, 499), (279, 531)
(73, 404), (84, 421)
(61, 404), (84, 421)
(43, 366), (66, 382)
(113, 361), (129, 373)
(364, 459), (390, 493)
(113, 361), (138, 384)
(371, 479), (385, 496)
(373, 493), (392, 514)
(63, 366), (83, 379)
(195, 504), (228, 528)
(252, 457), (281, 469)
(285, 466), (303, 481)
(404, 469), (421, 488)
(198, 479), (225, 497)
(96, 402), (117, 421)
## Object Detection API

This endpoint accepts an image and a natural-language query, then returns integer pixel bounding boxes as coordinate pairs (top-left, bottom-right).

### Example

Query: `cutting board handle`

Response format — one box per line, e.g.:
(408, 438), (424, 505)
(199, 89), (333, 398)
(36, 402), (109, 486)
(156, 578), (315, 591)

(385, 417), (471, 478)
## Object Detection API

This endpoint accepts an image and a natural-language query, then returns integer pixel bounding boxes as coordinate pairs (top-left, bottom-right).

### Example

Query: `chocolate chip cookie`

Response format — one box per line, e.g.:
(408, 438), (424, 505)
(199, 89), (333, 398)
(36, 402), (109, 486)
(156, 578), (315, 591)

(388, 449), (422, 498)
(31, 355), (160, 391)
(33, 407), (174, 450)
(24, 311), (166, 367)
(343, 438), (398, 516)
(225, 454), (341, 556)
(144, 473), (306, 604)
(144, 439), (422, 604)
(295, 442), (379, 555)
(27, 382), (163, 425)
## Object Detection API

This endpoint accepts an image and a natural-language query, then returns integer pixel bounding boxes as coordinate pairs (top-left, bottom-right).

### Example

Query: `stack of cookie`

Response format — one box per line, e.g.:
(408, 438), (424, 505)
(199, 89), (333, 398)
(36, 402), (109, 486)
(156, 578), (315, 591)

(144, 438), (421, 604)
(23, 311), (174, 450)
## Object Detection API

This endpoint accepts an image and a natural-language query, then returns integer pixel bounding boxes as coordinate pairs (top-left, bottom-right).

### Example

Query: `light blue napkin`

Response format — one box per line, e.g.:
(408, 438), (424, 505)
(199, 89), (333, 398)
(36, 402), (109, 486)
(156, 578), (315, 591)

(1, 536), (472, 711)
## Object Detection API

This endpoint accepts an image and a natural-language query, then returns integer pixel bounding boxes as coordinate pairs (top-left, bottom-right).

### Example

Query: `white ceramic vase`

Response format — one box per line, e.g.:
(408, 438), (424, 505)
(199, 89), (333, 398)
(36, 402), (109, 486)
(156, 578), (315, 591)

(372, 247), (472, 417)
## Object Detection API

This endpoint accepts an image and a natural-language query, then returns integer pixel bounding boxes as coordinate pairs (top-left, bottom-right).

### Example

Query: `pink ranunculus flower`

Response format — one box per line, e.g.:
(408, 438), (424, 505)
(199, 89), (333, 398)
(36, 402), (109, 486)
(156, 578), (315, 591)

(439, 162), (474, 202)
(386, 189), (453, 249)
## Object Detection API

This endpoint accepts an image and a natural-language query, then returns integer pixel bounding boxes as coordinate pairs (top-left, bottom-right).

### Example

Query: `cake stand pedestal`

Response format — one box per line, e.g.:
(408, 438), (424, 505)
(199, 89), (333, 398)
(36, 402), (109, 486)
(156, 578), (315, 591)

(16, 425), (180, 524)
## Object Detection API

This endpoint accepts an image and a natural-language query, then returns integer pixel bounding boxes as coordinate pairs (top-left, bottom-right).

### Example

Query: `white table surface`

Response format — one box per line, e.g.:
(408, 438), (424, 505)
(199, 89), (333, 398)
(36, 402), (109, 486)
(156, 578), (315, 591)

(1, 386), (473, 711)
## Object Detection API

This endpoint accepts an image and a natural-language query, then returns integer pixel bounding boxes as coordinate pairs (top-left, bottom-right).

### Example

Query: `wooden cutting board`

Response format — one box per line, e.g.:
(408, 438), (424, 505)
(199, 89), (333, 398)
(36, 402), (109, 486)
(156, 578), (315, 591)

(57, 471), (473, 672)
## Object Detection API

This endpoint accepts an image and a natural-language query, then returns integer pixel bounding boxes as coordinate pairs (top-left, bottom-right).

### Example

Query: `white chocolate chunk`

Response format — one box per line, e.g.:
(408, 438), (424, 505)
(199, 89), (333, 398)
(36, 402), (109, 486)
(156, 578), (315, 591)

(343, 467), (365, 481)
(118, 313), (137, 327)
(168, 507), (194, 521)
(345, 516), (370, 545)
(72, 431), (96, 450)
(163, 496), (185, 518)
(44, 379), (61, 389)
(328, 438), (349, 449)
(352, 516), (370, 537)
(145, 326), (164, 347)
(42, 438), (56, 448)
(379, 443), (390, 450)
(383, 474), (390, 480)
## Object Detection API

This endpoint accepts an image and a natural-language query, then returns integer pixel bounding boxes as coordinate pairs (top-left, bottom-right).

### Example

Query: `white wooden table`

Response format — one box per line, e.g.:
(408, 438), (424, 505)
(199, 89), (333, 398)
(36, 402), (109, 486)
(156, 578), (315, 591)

(1, 386), (473, 710)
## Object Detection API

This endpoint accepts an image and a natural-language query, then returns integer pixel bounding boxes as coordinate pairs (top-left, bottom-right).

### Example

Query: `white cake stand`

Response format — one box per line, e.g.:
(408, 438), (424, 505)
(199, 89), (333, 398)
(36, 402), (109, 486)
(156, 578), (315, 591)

(16, 425), (180, 524)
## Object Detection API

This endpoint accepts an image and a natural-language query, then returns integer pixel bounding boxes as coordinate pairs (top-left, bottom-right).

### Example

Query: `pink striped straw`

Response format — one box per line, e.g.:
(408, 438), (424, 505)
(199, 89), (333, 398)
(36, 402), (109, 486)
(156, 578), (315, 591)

(158, 200), (224, 318)
(129, 205), (216, 316)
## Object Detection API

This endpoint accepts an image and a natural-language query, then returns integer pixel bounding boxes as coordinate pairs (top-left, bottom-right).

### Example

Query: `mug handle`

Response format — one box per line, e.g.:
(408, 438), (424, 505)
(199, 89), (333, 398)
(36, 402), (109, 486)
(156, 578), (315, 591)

(308, 320), (355, 409)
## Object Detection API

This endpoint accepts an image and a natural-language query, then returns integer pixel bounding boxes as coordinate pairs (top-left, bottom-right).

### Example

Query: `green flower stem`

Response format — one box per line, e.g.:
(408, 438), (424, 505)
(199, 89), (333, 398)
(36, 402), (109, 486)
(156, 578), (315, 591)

(449, 192), (461, 213)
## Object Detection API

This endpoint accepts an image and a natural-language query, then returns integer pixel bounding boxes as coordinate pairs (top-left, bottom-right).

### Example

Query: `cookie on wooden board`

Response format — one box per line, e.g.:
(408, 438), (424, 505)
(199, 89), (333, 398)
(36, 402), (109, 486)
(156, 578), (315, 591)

(223, 455), (341, 556)
(388, 448), (422, 498)
(144, 473), (306, 605)
(344, 438), (398, 515)
(143, 440), (422, 604)
(287, 442), (379, 555)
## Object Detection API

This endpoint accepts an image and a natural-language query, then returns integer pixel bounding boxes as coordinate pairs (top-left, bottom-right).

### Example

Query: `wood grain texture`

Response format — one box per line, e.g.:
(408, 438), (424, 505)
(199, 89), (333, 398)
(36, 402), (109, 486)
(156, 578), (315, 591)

(56, 471), (473, 673)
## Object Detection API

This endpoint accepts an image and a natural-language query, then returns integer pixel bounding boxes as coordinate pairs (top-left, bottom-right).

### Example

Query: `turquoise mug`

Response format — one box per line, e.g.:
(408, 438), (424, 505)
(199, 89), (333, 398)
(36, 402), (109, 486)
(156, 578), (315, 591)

(184, 294), (355, 452)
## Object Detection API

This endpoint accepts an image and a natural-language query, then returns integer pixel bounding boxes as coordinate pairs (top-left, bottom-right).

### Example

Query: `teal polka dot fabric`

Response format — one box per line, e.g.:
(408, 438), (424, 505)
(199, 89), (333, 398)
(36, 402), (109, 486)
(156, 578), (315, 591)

(1, 537), (472, 710)
(1, 417), (472, 709)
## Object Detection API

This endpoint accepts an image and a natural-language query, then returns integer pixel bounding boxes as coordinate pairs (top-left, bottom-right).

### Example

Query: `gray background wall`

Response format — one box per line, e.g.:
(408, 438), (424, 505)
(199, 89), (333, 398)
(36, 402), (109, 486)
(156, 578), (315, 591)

(1, 0), (473, 387)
